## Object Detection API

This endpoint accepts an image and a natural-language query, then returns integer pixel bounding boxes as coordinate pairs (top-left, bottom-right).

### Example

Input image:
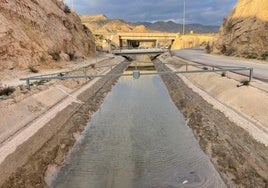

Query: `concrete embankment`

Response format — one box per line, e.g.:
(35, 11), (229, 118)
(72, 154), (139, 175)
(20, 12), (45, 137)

(0, 60), (128, 187)
(155, 58), (268, 187)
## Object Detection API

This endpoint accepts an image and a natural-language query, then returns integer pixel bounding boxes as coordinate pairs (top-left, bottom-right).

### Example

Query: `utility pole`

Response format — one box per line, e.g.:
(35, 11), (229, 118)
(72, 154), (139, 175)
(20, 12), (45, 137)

(183, 0), (186, 35)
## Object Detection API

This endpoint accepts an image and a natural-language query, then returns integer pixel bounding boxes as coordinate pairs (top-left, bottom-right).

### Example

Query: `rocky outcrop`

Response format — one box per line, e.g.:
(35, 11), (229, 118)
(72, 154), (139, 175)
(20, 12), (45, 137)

(216, 0), (268, 60)
(171, 34), (217, 50)
(0, 0), (95, 70)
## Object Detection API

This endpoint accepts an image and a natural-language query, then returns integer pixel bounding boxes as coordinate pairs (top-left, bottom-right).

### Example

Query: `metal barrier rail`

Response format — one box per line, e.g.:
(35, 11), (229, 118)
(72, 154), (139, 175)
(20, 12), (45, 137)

(20, 61), (253, 90)
(20, 61), (131, 90)
(160, 61), (253, 81)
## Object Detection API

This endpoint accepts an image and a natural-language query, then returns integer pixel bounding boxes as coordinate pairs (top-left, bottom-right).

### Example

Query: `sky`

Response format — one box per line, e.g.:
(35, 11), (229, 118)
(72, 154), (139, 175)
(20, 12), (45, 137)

(64, 0), (237, 26)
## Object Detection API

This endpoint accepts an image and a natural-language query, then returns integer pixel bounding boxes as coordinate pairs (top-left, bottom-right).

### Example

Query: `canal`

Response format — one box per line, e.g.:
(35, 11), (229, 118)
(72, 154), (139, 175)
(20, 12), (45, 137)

(51, 72), (225, 187)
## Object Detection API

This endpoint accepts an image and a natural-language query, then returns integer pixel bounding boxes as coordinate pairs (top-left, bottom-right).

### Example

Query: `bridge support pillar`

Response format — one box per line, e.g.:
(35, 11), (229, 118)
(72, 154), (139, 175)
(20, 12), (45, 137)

(119, 39), (123, 49)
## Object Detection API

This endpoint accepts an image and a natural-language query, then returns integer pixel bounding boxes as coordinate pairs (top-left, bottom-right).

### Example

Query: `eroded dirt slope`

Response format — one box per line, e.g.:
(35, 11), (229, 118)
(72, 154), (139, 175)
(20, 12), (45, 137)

(0, 0), (95, 70)
(216, 0), (268, 59)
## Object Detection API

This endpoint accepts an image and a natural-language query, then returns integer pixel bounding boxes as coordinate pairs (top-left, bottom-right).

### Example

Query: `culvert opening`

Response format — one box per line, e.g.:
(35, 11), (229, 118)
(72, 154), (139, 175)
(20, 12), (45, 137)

(126, 64), (156, 71)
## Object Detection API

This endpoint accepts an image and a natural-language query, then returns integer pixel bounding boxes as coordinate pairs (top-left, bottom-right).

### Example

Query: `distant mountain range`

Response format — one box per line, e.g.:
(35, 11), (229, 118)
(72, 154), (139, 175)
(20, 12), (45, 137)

(80, 14), (219, 34)
(80, 14), (153, 33)
(133, 21), (220, 33)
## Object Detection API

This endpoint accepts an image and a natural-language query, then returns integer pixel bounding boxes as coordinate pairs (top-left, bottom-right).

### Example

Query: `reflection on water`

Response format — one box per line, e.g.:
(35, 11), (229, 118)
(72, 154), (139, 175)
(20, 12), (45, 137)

(52, 75), (226, 188)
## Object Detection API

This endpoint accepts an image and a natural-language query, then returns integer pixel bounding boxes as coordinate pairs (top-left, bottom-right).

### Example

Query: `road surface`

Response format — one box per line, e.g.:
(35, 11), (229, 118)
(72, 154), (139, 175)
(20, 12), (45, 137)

(172, 49), (268, 82)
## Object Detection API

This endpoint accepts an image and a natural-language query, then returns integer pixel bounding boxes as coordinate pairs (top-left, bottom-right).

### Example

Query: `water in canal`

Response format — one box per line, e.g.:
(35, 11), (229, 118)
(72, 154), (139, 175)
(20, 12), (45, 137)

(52, 75), (226, 188)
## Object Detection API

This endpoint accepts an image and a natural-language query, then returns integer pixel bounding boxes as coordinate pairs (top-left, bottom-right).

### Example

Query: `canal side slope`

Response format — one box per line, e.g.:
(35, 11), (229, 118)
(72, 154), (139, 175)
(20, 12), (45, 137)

(156, 54), (268, 187)
(0, 57), (127, 187)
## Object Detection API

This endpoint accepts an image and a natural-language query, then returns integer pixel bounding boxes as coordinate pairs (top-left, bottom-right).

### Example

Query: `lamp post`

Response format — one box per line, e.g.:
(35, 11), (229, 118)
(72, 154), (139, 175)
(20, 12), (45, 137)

(94, 38), (97, 64)
(183, 0), (186, 35)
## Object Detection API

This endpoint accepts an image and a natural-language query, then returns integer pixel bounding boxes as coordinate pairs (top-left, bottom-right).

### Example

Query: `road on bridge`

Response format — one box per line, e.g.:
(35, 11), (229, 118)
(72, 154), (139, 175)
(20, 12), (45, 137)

(172, 49), (268, 82)
(113, 48), (166, 55)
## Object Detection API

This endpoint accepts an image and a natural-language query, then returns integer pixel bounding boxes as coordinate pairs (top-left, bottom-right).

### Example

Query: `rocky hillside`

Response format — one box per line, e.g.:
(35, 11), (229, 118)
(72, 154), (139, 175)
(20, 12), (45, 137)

(216, 0), (268, 60)
(80, 14), (156, 33)
(0, 0), (95, 70)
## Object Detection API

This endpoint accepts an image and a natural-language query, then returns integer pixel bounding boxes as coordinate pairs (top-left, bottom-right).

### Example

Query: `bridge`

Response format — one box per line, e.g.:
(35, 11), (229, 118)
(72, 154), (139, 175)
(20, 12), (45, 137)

(95, 32), (179, 49)
(95, 32), (217, 51)
(117, 32), (178, 48)
(112, 48), (167, 56)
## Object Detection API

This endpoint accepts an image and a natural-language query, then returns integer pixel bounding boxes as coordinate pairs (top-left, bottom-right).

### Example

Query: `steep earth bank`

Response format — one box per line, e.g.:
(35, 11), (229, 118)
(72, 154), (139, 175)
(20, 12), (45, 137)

(0, 0), (95, 70)
(155, 62), (268, 188)
(216, 0), (268, 60)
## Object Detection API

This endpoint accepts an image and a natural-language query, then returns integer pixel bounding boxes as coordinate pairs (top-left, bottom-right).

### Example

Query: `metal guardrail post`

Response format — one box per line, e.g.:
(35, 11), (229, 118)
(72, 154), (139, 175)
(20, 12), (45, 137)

(26, 78), (30, 90)
(249, 68), (253, 82)
(84, 68), (87, 80)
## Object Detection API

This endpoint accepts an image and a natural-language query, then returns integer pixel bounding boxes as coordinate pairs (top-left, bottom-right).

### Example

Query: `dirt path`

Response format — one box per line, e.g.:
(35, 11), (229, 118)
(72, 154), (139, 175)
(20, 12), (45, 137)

(155, 62), (268, 188)
(1, 62), (129, 188)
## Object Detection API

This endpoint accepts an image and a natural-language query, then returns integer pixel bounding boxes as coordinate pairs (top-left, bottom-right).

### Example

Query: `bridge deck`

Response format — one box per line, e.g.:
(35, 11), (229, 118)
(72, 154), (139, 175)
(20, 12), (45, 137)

(113, 48), (166, 55)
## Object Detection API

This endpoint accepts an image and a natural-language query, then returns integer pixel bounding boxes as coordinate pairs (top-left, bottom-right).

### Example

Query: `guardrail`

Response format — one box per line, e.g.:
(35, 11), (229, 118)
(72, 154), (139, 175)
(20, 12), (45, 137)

(160, 62), (253, 82)
(20, 61), (253, 90)
(20, 62), (129, 90)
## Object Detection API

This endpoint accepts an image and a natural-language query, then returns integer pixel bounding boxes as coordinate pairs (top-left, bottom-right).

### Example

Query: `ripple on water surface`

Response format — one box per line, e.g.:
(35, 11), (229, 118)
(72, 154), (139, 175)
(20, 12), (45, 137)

(52, 75), (226, 188)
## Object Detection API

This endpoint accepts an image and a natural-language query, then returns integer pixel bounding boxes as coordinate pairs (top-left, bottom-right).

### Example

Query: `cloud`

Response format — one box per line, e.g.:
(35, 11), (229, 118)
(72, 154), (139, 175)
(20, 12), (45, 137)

(65, 0), (237, 25)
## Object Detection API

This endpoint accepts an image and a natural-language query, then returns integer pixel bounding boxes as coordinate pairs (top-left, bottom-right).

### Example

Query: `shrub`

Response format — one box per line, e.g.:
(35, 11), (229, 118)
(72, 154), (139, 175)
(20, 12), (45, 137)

(205, 43), (211, 54)
(237, 80), (250, 87)
(40, 56), (46, 62)
(50, 52), (60, 61)
(68, 52), (76, 61)
(225, 48), (236, 56)
(28, 66), (39, 73)
(221, 72), (226, 77)
(90, 64), (95, 69)
(226, 22), (233, 31)
(63, 5), (71, 14)
(246, 53), (257, 59)
(202, 67), (209, 70)
(0, 86), (15, 96)
(82, 24), (90, 34)
(261, 52), (268, 61)
(220, 45), (227, 54)
(241, 80), (250, 86)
